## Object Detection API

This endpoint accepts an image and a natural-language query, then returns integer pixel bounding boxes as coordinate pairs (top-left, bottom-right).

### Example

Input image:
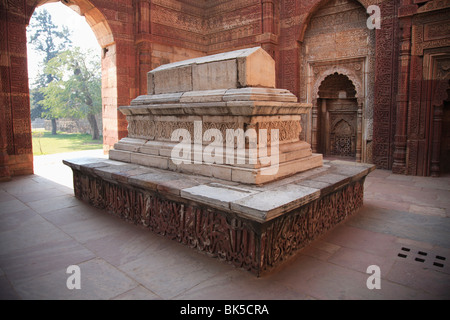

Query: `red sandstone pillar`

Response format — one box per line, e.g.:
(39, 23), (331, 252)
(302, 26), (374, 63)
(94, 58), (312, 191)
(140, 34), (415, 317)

(101, 40), (130, 152)
(392, 8), (414, 174)
(0, 2), (11, 181)
(0, 86), (11, 181)
(259, 0), (278, 61)
(262, 0), (274, 34)
(0, 1), (33, 178)
(136, 0), (152, 95)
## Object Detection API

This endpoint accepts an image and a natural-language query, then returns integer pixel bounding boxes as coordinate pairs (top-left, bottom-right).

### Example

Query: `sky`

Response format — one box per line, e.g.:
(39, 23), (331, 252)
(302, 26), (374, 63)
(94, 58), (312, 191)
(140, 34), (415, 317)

(27, 2), (101, 85)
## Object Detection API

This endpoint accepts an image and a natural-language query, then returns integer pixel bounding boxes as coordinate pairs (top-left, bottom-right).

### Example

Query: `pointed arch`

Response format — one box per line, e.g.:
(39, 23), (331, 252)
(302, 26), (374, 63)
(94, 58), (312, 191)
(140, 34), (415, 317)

(30, 0), (114, 48)
(28, 0), (126, 153)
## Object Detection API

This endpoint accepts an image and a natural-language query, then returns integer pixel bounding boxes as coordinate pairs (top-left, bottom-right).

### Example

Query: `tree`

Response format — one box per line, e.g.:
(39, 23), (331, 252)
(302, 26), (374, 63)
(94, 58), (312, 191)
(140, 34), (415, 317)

(41, 48), (102, 140)
(27, 8), (72, 134)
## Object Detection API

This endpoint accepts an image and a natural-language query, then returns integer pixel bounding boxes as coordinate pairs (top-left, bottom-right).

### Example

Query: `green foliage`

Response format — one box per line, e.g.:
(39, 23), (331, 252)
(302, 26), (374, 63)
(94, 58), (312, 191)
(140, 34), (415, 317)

(28, 8), (72, 66)
(27, 8), (72, 124)
(30, 87), (46, 121)
(27, 7), (102, 140)
(40, 47), (101, 120)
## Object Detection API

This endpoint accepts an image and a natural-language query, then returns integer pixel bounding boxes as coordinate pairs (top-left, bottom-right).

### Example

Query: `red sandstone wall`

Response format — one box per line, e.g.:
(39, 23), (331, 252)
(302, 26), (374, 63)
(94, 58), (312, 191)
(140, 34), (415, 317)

(1, 0), (34, 177)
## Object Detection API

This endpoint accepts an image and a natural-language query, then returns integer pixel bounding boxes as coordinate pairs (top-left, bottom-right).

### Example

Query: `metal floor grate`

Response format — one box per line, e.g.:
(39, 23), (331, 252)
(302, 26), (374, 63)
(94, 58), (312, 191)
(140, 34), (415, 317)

(397, 246), (450, 274)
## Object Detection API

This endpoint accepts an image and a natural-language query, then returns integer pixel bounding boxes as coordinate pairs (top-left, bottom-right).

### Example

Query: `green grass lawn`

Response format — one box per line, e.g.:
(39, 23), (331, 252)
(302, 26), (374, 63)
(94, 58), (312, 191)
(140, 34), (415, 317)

(32, 129), (103, 156)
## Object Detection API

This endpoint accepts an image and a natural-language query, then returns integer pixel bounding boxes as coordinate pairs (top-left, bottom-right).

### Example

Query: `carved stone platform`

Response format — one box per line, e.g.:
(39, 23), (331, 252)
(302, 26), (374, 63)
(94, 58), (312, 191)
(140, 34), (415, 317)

(63, 157), (374, 276)
(64, 47), (375, 276)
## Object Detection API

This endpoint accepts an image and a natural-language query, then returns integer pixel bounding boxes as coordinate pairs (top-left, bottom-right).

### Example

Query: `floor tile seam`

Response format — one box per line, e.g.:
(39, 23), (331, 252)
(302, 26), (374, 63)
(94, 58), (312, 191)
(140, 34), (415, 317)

(303, 251), (382, 277)
(81, 233), (159, 270)
(0, 201), (112, 263)
(8, 255), (98, 292)
(362, 201), (444, 217)
(273, 253), (412, 299)
(265, 276), (322, 300)
(25, 202), (106, 274)
(168, 268), (255, 300)
(105, 256), (176, 299)
(304, 247), (396, 275)
(383, 260), (449, 297)
(352, 208), (450, 234)
(168, 263), (237, 300)
(1, 190), (36, 212)
(12, 254), (155, 300)
(298, 253), (436, 298)
(14, 188), (75, 204)
(331, 221), (400, 249)
(28, 191), (230, 301)
(33, 206), (83, 238)
(26, 193), (80, 209)
(2, 188), (19, 199)
(167, 280), (211, 300)
(38, 216), (170, 296)
(395, 261), (450, 277)
(0, 272), (23, 300)
(2, 191), (80, 217)
(0, 194), (50, 221)
(2, 178), (61, 193)
(346, 210), (450, 244)
(109, 284), (164, 300)
(313, 231), (401, 273)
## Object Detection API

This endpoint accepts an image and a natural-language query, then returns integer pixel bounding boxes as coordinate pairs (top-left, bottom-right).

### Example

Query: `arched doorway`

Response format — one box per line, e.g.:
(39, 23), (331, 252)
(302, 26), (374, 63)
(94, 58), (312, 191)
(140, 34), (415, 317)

(315, 73), (360, 160)
(0, 0), (131, 180)
(36, 0), (118, 154)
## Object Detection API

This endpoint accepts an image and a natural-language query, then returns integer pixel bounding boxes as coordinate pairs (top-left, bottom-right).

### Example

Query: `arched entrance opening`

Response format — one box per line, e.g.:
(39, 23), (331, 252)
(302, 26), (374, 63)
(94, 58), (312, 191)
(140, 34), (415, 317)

(28, 3), (103, 143)
(32, 0), (117, 154)
(0, 0), (126, 181)
(316, 73), (359, 160)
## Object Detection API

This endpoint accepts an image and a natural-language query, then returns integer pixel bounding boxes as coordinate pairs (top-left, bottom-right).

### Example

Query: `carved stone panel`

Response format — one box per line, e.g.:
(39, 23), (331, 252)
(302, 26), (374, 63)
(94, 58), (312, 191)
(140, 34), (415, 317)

(300, 0), (375, 164)
(70, 165), (367, 276)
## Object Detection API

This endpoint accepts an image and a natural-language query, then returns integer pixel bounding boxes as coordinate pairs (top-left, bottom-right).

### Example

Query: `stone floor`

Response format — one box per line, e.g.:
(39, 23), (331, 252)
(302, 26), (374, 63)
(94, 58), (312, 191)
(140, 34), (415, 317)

(0, 150), (449, 300)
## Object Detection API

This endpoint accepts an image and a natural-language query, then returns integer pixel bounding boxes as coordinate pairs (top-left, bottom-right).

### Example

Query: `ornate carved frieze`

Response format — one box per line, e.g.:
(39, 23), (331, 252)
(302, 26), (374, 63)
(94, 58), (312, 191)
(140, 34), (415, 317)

(260, 180), (364, 272)
(256, 120), (301, 142)
(412, 19), (450, 56)
(72, 168), (365, 276)
(127, 118), (302, 143)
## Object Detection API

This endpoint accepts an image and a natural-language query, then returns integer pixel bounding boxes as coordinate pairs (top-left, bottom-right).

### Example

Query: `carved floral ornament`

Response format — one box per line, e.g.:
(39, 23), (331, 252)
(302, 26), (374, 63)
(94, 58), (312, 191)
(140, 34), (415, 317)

(127, 119), (301, 142)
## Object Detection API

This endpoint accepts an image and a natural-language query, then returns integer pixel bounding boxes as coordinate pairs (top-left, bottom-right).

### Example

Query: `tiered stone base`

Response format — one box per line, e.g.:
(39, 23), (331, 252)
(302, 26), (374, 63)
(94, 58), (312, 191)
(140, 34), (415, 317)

(64, 158), (374, 276)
